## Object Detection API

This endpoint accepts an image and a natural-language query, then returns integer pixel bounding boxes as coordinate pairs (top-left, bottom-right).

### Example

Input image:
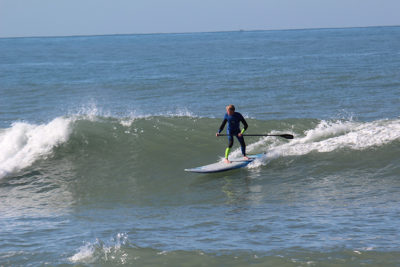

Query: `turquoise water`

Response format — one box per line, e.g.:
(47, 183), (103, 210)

(0, 27), (400, 266)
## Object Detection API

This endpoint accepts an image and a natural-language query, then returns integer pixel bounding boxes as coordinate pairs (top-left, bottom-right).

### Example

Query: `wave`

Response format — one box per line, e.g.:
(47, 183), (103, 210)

(0, 114), (399, 179)
(68, 232), (400, 266)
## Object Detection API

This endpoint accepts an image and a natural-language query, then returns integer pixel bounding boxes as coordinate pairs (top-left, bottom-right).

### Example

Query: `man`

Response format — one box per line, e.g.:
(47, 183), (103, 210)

(216, 105), (249, 163)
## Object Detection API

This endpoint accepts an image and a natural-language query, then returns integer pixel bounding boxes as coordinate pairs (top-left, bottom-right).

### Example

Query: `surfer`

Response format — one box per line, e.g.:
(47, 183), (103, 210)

(216, 105), (249, 163)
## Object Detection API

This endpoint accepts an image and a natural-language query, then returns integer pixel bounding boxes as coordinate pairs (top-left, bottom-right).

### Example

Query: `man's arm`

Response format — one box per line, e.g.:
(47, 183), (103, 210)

(241, 115), (248, 133)
(218, 119), (228, 134)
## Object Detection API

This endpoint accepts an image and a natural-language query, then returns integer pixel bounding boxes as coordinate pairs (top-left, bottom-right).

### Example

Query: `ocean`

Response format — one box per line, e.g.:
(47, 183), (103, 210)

(0, 26), (399, 266)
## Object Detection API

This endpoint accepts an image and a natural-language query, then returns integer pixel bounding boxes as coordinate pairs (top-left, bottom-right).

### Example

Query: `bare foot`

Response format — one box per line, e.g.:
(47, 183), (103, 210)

(224, 158), (231, 164)
(244, 156), (250, 160)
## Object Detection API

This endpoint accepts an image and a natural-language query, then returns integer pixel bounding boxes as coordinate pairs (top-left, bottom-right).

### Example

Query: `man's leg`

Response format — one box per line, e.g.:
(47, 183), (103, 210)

(237, 135), (248, 159)
(225, 135), (234, 163)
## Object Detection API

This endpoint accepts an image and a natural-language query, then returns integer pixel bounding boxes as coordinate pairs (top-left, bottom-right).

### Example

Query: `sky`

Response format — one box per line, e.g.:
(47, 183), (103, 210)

(0, 0), (400, 38)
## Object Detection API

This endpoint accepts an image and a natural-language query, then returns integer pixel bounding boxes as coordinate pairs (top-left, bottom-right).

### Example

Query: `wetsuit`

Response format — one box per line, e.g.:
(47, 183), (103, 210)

(218, 112), (248, 158)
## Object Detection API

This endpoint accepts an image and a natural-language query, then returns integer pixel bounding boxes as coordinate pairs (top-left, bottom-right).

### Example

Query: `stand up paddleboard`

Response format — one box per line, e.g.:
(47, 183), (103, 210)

(184, 153), (264, 173)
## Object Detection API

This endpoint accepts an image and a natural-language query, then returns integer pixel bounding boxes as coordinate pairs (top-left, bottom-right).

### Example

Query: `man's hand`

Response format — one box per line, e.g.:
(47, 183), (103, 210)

(238, 133), (243, 137)
(216, 133), (220, 137)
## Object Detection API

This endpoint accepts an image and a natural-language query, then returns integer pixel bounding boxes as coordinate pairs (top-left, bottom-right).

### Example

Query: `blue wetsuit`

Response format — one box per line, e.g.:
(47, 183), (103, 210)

(218, 112), (248, 157)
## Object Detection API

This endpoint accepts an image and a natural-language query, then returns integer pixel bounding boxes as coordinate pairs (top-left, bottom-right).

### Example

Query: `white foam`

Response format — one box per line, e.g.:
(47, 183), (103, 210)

(69, 233), (129, 264)
(0, 117), (72, 179)
(246, 118), (400, 168)
(68, 242), (96, 263)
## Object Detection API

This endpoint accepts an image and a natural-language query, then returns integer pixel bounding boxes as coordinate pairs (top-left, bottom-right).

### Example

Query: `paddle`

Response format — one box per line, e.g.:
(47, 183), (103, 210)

(218, 134), (294, 139)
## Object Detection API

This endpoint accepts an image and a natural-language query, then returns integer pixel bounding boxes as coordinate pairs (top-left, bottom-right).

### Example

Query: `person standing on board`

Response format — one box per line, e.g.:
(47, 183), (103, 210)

(216, 105), (249, 163)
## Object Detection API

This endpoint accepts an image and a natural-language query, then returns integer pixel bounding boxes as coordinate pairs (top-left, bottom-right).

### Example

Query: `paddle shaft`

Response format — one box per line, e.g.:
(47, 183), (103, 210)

(218, 134), (294, 139)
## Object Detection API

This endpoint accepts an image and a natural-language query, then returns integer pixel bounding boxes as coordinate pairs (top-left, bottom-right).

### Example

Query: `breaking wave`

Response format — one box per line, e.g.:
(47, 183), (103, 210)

(1, 113), (399, 179)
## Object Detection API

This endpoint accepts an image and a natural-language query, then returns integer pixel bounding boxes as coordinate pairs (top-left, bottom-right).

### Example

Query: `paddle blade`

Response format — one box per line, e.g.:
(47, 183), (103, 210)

(279, 134), (294, 139)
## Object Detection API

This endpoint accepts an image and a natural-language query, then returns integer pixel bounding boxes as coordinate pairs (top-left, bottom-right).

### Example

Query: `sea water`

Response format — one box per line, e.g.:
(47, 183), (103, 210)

(0, 26), (400, 266)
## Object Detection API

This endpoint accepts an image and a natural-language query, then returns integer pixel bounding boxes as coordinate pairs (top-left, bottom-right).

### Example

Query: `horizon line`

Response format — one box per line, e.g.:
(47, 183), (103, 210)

(1, 24), (399, 40)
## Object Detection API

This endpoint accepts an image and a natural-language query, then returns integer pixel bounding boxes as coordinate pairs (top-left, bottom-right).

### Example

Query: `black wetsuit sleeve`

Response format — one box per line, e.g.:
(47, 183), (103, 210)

(218, 119), (227, 133)
(241, 116), (248, 131)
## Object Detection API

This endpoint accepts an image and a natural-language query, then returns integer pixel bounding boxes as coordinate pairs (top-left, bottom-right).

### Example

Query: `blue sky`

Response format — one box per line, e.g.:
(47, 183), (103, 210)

(1, 0), (399, 37)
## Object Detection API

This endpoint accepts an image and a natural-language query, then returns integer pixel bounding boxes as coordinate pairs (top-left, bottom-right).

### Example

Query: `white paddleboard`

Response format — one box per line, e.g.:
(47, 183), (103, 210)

(185, 153), (264, 173)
